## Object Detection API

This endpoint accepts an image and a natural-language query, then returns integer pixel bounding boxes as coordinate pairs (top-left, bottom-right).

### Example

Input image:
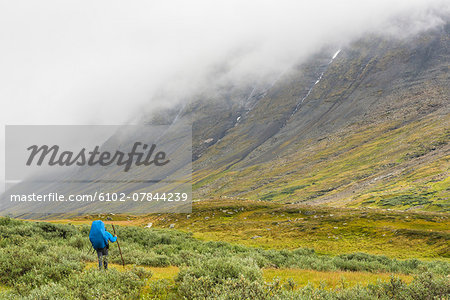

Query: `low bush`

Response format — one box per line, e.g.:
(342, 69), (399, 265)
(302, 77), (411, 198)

(176, 256), (263, 284)
(18, 268), (147, 300)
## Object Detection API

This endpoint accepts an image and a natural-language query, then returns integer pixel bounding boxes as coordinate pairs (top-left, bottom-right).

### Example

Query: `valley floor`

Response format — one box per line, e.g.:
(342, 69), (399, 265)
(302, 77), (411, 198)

(63, 200), (449, 260)
(2, 203), (448, 299)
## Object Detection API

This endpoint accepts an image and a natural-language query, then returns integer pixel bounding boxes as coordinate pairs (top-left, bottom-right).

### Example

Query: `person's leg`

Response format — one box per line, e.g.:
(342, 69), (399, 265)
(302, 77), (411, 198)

(103, 247), (109, 270)
(96, 249), (103, 270)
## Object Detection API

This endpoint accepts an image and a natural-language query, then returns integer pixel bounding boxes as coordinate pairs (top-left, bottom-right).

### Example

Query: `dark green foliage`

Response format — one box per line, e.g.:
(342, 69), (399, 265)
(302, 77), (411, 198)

(260, 185), (311, 201)
(261, 191), (278, 201)
(378, 194), (432, 207)
(280, 185), (309, 195)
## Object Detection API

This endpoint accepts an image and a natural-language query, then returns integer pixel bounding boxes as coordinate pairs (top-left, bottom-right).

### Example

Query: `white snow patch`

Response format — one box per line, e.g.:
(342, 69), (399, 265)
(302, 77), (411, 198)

(332, 49), (341, 60)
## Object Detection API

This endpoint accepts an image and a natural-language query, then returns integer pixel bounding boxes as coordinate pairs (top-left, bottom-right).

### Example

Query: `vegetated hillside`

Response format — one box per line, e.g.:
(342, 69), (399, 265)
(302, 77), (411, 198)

(185, 25), (449, 211)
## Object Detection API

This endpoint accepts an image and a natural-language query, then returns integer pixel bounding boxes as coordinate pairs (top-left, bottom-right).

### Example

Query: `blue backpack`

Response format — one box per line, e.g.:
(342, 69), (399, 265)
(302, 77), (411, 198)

(89, 220), (116, 250)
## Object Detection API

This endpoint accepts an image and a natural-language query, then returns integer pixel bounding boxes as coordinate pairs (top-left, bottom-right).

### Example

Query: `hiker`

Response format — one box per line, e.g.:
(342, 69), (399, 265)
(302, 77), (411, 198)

(89, 220), (117, 270)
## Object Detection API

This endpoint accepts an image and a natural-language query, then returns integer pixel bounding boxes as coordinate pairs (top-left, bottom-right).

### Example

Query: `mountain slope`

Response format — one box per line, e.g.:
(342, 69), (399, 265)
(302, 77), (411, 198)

(187, 25), (449, 211)
(2, 25), (448, 215)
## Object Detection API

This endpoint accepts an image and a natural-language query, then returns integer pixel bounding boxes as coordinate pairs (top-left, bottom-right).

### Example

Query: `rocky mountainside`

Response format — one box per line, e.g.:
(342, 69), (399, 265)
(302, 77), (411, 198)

(2, 24), (449, 215)
(167, 24), (449, 211)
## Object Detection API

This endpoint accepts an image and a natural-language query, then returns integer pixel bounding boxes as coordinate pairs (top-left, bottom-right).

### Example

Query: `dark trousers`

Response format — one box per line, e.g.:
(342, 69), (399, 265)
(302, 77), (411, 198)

(96, 246), (109, 270)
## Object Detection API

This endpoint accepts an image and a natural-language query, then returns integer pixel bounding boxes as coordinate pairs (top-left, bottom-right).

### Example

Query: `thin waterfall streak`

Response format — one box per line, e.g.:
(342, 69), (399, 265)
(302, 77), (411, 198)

(291, 49), (341, 117)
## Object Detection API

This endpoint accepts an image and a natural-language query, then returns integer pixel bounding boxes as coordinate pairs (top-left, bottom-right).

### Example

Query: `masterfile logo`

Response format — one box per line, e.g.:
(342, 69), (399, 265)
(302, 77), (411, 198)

(25, 142), (170, 172)
(3, 125), (192, 214)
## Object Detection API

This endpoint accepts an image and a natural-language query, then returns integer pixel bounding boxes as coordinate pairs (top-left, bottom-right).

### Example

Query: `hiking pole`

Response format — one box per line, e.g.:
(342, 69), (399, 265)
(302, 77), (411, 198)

(111, 224), (125, 267)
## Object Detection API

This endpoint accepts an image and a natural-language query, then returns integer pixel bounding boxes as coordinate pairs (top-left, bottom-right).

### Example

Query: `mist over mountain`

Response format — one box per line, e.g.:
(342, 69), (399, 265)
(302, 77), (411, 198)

(1, 1), (449, 213)
(147, 24), (449, 211)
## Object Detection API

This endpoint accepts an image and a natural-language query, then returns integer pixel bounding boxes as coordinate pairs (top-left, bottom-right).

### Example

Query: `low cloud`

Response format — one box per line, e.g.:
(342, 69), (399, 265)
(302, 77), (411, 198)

(0, 0), (449, 192)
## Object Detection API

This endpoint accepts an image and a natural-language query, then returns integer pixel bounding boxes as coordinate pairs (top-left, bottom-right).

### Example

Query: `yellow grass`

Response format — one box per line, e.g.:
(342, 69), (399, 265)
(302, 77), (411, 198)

(146, 266), (179, 282)
(0, 286), (9, 292)
(84, 261), (414, 290)
(263, 268), (413, 288)
(84, 262), (179, 282)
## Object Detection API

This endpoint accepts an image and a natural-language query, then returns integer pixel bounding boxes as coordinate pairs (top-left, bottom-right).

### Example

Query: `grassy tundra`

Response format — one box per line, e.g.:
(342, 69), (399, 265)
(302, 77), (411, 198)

(0, 201), (449, 299)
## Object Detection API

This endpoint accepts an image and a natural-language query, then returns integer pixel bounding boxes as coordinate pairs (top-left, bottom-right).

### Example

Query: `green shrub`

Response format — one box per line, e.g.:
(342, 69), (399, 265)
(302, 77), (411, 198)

(67, 268), (144, 299)
(176, 256), (264, 299)
(177, 256), (262, 284)
(23, 282), (73, 300)
(0, 244), (84, 295)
